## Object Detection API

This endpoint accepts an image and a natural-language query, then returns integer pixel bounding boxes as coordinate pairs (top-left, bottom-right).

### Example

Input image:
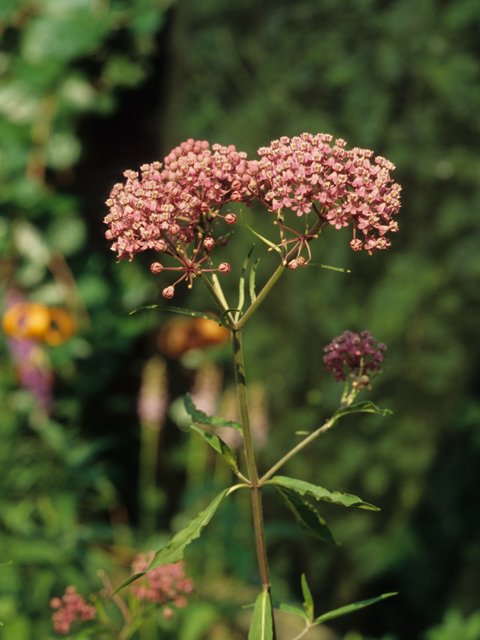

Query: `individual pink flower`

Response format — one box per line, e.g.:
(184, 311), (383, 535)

(323, 330), (387, 383)
(244, 133), (401, 258)
(104, 139), (250, 296)
(50, 586), (96, 635)
(130, 553), (195, 618)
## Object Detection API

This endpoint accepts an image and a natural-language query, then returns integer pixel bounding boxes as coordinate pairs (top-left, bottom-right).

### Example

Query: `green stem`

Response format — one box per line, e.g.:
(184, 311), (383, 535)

(260, 416), (337, 483)
(236, 261), (287, 330)
(232, 329), (276, 639)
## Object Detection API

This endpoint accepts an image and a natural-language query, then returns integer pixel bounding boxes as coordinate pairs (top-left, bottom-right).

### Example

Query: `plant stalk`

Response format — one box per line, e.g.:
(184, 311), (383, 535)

(232, 329), (276, 639)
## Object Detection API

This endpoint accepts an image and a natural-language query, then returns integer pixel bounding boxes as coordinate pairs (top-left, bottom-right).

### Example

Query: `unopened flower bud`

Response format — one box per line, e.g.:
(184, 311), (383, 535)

(170, 224), (180, 236)
(218, 262), (231, 274)
(162, 286), (175, 299)
(155, 240), (167, 251)
(203, 237), (215, 251)
(151, 262), (164, 274)
(225, 213), (237, 225)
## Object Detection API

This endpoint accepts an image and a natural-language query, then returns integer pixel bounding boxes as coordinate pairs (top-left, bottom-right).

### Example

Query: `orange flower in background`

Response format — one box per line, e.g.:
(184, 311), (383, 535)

(158, 316), (230, 359)
(2, 303), (76, 345)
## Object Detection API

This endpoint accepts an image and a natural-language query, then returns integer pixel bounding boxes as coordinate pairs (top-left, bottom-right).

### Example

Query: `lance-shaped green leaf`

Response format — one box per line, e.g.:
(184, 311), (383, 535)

(150, 488), (228, 568)
(313, 592), (398, 625)
(237, 245), (256, 315)
(184, 393), (242, 433)
(316, 263), (351, 273)
(249, 258), (260, 304)
(240, 210), (283, 257)
(272, 601), (308, 622)
(269, 476), (379, 511)
(333, 401), (392, 420)
(274, 485), (338, 545)
(248, 590), (273, 640)
(301, 574), (315, 621)
(112, 489), (228, 595)
(190, 424), (239, 473)
(129, 304), (220, 322)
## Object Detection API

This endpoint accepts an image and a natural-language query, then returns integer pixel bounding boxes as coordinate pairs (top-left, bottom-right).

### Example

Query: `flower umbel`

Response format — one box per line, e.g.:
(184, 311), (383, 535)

(323, 330), (387, 384)
(50, 586), (96, 635)
(246, 133), (401, 258)
(104, 139), (250, 297)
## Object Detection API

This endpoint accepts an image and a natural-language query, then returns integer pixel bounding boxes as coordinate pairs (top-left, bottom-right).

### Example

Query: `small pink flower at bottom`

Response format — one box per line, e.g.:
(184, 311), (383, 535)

(51, 586), (96, 635)
(323, 330), (386, 383)
(130, 553), (195, 618)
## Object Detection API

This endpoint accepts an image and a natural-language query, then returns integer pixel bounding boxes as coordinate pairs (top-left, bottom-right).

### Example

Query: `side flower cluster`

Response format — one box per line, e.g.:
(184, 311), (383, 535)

(323, 330), (387, 384)
(104, 139), (248, 298)
(50, 586), (96, 635)
(130, 553), (195, 618)
(104, 134), (401, 295)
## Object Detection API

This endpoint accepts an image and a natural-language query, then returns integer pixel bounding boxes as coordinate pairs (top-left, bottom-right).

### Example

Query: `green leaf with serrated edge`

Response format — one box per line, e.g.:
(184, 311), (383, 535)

(249, 258), (260, 303)
(129, 304), (220, 323)
(272, 601), (308, 621)
(112, 489), (228, 595)
(190, 425), (239, 473)
(301, 574), (315, 621)
(248, 590), (273, 640)
(150, 488), (229, 568)
(313, 592), (398, 625)
(274, 486), (338, 545)
(184, 393), (242, 432)
(333, 401), (393, 420)
(238, 245), (255, 314)
(240, 210), (283, 256)
(269, 477), (379, 511)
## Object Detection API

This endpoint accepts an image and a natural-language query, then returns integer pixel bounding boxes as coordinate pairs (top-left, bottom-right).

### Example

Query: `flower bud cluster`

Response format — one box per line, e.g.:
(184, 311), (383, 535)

(130, 553), (195, 618)
(323, 330), (387, 382)
(50, 586), (96, 635)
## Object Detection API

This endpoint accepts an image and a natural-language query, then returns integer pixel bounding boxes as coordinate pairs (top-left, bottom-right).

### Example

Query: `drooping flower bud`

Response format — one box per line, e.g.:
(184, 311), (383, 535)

(151, 262), (164, 274)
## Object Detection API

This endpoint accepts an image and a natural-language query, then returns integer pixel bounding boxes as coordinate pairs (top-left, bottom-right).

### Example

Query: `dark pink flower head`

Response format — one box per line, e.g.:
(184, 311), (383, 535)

(50, 586), (96, 635)
(246, 133), (401, 255)
(130, 553), (195, 618)
(323, 331), (387, 383)
(104, 139), (250, 296)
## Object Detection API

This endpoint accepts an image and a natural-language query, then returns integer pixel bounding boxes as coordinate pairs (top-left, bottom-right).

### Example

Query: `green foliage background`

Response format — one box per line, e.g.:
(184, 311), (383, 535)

(1, 0), (480, 639)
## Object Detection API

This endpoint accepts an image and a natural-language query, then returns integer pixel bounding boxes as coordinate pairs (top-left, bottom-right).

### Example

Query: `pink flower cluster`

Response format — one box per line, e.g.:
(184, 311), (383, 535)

(50, 586), (96, 635)
(130, 552), (195, 618)
(247, 133), (401, 254)
(105, 134), (401, 294)
(323, 330), (387, 382)
(104, 139), (247, 298)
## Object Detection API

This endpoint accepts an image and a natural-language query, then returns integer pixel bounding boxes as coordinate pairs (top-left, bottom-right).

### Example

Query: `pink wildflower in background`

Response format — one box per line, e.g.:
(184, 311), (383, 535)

(323, 330), (387, 383)
(50, 586), (96, 635)
(246, 133), (401, 256)
(130, 552), (195, 617)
